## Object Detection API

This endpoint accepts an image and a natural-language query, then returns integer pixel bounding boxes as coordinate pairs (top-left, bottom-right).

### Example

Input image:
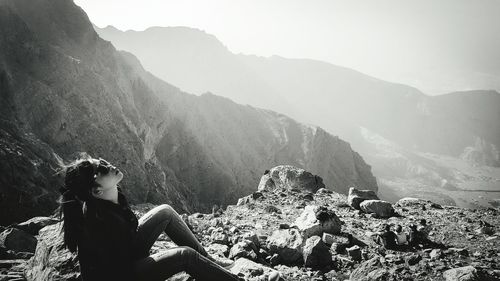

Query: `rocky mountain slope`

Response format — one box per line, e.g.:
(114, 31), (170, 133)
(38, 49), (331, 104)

(96, 25), (500, 208)
(0, 0), (376, 225)
(1, 166), (498, 280)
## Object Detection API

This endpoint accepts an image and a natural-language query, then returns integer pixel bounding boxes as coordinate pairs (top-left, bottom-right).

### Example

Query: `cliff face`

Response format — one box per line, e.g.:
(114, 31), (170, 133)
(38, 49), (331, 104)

(0, 0), (376, 225)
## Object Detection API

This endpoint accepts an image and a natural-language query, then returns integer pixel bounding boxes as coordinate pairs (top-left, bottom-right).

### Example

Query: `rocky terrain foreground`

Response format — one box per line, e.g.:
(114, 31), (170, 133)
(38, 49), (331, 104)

(1, 166), (499, 281)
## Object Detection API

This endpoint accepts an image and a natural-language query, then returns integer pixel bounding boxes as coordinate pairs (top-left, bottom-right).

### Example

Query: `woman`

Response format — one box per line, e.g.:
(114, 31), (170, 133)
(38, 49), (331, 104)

(57, 154), (241, 281)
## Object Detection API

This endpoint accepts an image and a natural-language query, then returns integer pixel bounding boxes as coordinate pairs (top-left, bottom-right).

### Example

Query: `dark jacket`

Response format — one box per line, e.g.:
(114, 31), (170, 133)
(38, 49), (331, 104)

(77, 188), (140, 281)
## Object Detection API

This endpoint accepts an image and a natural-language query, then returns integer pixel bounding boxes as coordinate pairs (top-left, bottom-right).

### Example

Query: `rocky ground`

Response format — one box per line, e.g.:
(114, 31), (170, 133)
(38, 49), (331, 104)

(0, 166), (499, 280)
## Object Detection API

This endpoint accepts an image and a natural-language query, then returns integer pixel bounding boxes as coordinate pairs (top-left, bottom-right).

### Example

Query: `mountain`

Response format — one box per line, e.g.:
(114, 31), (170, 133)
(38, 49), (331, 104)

(96, 25), (500, 208)
(0, 0), (377, 225)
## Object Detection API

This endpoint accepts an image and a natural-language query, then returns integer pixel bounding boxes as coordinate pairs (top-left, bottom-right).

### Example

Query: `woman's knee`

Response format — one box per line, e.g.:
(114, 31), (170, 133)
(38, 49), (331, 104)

(154, 204), (176, 218)
(178, 246), (199, 263)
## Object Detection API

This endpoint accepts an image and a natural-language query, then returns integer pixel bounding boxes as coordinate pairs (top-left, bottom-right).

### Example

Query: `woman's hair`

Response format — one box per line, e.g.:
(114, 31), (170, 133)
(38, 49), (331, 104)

(55, 153), (100, 253)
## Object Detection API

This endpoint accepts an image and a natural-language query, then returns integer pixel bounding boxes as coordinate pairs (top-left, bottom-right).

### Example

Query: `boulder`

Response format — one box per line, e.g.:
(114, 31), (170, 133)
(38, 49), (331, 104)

(258, 165), (325, 193)
(303, 236), (332, 268)
(229, 258), (280, 280)
(293, 205), (342, 239)
(14, 217), (60, 236)
(347, 187), (379, 210)
(359, 200), (394, 218)
(350, 256), (389, 281)
(0, 228), (37, 254)
(266, 229), (304, 264)
(443, 266), (479, 281)
(24, 223), (80, 281)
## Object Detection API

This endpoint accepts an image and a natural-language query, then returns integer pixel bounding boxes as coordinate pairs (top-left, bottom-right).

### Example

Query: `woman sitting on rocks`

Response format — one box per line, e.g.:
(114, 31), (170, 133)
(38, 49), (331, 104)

(57, 155), (241, 281)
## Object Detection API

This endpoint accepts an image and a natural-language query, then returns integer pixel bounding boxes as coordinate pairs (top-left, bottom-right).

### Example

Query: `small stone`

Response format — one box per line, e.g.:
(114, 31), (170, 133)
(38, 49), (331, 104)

(279, 223), (290, 229)
(430, 249), (443, 260)
(303, 236), (332, 268)
(406, 254), (422, 266)
(322, 233), (335, 245)
(346, 245), (362, 262)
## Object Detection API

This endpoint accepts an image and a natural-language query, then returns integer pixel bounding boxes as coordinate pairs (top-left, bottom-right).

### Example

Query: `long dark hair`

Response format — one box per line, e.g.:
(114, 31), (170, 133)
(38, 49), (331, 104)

(55, 153), (100, 253)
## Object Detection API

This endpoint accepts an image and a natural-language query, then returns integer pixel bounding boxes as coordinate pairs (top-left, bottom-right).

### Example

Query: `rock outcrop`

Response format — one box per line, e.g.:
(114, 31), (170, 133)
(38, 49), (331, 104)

(257, 166), (325, 193)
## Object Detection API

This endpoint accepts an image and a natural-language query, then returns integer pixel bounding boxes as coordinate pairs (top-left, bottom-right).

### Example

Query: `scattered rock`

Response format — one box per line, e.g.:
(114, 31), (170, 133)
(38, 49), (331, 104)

(347, 187), (379, 210)
(303, 236), (332, 268)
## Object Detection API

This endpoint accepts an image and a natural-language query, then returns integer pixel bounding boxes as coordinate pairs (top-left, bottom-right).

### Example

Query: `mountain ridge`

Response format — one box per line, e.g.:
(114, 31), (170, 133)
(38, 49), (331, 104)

(0, 0), (377, 225)
(95, 24), (500, 208)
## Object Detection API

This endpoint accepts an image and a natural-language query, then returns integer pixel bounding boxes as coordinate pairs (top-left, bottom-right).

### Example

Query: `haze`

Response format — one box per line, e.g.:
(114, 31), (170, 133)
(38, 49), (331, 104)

(75, 0), (500, 95)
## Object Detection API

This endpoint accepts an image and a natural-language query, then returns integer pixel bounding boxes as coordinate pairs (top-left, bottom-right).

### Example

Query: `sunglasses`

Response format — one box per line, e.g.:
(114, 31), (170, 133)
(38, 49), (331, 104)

(92, 158), (113, 176)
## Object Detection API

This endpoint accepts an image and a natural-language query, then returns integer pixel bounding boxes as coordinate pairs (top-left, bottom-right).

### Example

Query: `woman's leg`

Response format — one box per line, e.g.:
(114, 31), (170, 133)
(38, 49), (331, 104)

(133, 246), (241, 281)
(133, 204), (208, 258)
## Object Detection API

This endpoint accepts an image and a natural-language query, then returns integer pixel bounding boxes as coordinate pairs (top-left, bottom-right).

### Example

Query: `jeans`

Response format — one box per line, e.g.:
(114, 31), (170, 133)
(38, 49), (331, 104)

(130, 204), (241, 281)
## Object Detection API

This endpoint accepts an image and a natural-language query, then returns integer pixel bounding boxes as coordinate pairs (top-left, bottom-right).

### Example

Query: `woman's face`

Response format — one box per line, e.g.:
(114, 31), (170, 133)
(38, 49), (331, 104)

(91, 158), (123, 192)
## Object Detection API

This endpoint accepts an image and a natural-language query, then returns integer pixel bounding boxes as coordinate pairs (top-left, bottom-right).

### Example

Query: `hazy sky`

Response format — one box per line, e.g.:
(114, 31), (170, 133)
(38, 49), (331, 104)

(75, 0), (500, 95)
